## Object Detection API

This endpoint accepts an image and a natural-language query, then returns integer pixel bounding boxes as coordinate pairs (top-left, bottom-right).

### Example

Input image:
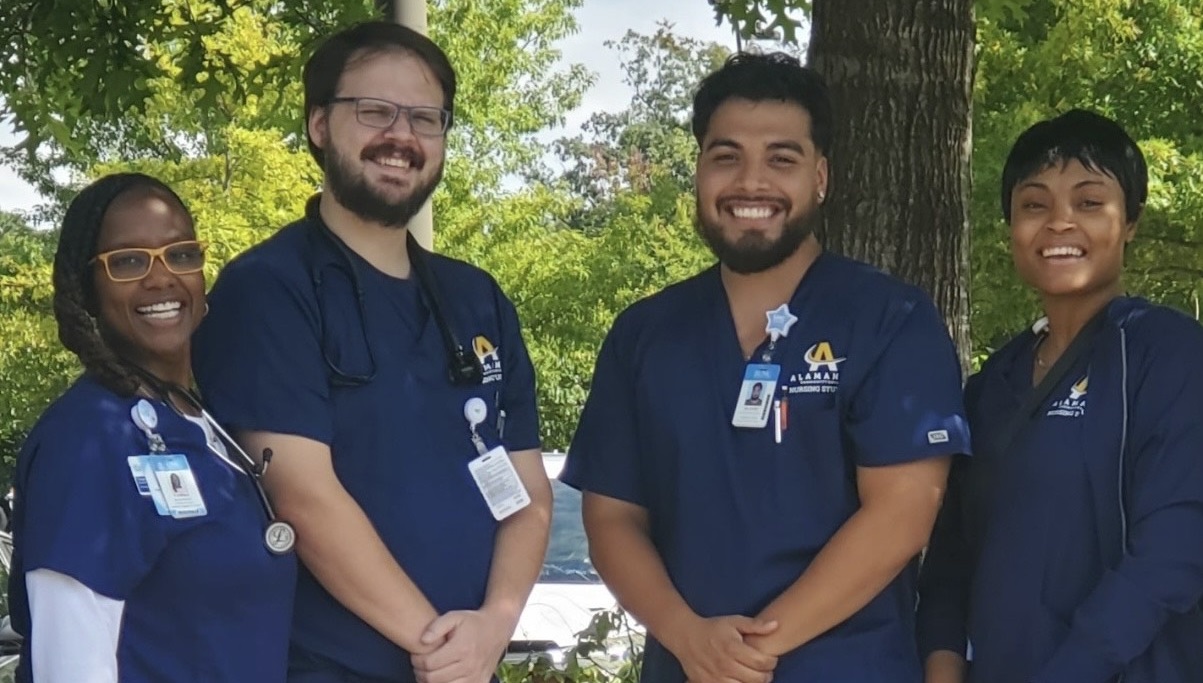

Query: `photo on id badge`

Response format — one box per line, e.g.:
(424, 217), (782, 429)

(732, 364), (780, 428)
(149, 454), (207, 518)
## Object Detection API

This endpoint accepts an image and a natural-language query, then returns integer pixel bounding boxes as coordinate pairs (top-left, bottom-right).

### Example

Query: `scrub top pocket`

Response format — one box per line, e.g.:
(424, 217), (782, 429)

(770, 404), (856, 545)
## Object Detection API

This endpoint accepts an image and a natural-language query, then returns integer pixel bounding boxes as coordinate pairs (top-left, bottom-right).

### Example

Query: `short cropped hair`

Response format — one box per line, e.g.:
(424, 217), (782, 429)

(1001, 109), (1147, 223)
(691, 52), (832, 156)
(303, 20), (457, 166)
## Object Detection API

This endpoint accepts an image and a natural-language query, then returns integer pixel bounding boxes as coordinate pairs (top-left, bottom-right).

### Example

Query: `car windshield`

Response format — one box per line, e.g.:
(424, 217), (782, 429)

(539, 480), (600, 584)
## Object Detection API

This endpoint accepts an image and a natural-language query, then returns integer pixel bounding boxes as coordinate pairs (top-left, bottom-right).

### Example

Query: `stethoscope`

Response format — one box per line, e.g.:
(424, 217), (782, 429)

(129, 365), (296, 555)
(304, 196), (485, 388)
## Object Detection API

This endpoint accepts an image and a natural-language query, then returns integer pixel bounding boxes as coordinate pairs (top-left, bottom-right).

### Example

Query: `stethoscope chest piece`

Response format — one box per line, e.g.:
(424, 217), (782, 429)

(264, 520), (296, 555)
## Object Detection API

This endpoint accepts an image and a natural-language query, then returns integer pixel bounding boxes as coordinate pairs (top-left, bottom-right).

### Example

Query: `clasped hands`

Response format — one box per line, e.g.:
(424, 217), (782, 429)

(667, 614), (780, 683)
(411, 606), (515, 683)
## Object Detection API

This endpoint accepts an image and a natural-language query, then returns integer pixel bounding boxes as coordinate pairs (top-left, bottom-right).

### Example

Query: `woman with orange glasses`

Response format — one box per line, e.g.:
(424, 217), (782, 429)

(6, 173), (295, 682)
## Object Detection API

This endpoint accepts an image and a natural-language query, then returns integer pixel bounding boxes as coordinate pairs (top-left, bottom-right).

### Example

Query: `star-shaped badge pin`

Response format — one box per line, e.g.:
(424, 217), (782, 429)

(765, 304), (799, 342)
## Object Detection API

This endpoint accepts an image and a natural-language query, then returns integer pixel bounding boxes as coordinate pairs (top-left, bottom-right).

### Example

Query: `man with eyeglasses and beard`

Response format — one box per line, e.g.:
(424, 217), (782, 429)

(192, 21), (551, 683)
(561, 53), (971, 683)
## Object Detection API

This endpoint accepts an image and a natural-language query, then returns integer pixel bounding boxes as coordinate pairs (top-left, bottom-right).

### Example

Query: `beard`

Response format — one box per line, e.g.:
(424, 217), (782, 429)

(695, 200), (821, 274)
(324, 141), (443, 229)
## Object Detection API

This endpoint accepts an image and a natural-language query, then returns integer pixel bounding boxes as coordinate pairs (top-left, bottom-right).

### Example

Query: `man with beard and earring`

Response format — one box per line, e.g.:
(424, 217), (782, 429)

(191, 21), (551, 683)
(560, 52), (971, 683)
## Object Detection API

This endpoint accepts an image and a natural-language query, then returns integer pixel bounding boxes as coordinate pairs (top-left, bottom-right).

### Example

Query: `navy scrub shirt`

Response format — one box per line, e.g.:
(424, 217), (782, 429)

(564, 252), (971, 683)
(193, 216), (540, 681)
(9, 376), (296, 682)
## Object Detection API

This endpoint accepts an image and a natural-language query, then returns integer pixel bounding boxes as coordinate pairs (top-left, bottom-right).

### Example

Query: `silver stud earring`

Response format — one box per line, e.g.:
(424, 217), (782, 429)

(818, 191), (826, 202)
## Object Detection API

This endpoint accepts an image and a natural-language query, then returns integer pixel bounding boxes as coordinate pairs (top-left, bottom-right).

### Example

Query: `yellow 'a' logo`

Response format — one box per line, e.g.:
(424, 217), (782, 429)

(1069, 375), (1088, 400)
(804, 342), (846, 373)
(473, 335), (500, 363)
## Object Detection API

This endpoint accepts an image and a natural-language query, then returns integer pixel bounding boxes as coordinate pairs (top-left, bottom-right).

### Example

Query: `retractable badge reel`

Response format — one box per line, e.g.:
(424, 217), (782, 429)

(131, 400), (167, 453)
(463, 398), (530, 521)
(731, 304), (796, 443)
(127, 400), (171, 515)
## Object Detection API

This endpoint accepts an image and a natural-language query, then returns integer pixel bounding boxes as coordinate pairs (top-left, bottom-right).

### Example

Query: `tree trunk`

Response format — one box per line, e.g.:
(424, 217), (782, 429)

(808, 0), (974, 370)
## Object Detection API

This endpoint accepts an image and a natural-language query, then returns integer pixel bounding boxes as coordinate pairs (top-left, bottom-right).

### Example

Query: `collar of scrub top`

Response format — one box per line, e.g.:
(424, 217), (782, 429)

(125, 363), (283, 525)
(303, 195), (485, 388)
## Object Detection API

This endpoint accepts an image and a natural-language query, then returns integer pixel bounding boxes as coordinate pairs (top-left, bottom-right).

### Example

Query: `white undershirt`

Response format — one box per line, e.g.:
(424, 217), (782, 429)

(27, 568), (123, 682)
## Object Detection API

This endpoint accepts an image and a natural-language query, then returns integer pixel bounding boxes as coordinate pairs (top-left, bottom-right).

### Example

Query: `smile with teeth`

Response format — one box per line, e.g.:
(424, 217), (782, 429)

(1041, 246), (1085, 258)
(376, 156), (412, 169)
(729, 205), (778, 219)
(137, 301), (182, 320)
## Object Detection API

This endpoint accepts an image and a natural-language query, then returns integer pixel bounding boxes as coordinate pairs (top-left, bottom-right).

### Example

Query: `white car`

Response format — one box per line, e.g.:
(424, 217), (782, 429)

(505, 453), (641, 668)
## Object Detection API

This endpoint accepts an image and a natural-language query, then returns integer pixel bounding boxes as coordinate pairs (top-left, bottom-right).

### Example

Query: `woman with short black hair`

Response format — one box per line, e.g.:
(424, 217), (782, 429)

(918, 110), (1203, 683)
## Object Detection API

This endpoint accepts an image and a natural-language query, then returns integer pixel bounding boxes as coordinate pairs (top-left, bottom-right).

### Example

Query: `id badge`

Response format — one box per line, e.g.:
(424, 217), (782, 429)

(127, 455), (170, 516)
(467, 446), (531, 521)
(732, 363), (780, 429)
(148, 454), (207, 519)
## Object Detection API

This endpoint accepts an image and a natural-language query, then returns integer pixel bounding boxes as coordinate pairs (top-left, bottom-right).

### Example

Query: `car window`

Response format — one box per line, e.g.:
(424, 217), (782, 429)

(540, 481), (600, 583)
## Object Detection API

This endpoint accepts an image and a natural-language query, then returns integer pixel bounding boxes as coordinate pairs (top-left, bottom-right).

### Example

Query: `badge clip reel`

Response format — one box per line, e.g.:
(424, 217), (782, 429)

(131, 400), (168, 454)
(465, 397), (490, 456)
(127, 401), (170, 513)
(731, 304), (797, 437)
(463, 398), (530, 521)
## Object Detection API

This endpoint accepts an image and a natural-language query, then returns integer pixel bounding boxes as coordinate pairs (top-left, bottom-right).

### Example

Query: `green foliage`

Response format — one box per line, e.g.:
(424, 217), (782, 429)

(0, 0), (360, 196)
(0, 216), (78, 486)
(432, 0), (592, 199)
(709, 0), (810, 43)
(0, 0), (586, 203)
(445, 27), (722, 448)
(441, 180), (710, 449)
(91, 127), (320, 269)
(538, 24), (727, 228)
(0, 312), (79, 488)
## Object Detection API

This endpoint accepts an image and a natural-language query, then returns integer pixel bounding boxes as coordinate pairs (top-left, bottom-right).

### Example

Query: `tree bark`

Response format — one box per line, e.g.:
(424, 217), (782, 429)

(808, 0), (974, 370)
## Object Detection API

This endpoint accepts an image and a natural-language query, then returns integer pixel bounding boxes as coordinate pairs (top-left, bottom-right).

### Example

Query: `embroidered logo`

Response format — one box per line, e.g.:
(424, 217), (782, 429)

(1047, 374), (1088, 418)
(788, 341), (845, 394)
(472, 335), (503, 384)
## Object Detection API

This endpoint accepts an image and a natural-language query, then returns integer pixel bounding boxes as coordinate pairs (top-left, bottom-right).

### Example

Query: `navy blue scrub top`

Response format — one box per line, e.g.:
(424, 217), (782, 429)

(918, 297), (1203, 683)
(563, 252), (971, 683)
(8, 376), (296, 683)
(192, 215), (540, 681)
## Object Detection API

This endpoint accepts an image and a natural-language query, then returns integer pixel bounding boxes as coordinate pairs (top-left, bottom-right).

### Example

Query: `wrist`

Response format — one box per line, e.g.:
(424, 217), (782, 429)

(480, 599), (522, 634)
(399, 606), (440, 653)
(656, 607), (701, 657)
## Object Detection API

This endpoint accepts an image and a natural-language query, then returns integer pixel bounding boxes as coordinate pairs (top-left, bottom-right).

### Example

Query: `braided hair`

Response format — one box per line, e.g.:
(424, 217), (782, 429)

(52, 173), (192, 396)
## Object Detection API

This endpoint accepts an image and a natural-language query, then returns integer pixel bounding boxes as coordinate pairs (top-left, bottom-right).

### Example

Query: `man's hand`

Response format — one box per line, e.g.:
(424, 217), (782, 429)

(665, 615), (779, 683)
(410, 607), (514, 683)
